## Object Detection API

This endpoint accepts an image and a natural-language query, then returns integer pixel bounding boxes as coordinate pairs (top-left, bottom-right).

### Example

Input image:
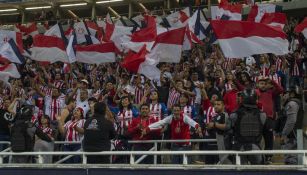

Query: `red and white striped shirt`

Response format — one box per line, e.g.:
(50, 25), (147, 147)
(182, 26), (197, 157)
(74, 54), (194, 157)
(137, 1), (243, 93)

(167, 88), (180, 109)
(44, 94), (66, 121)
(53, 80), (64, 89)
(40, 126), (53, 136)
(204, 106), (216, 124)
(149, 103), (163, 121)
(225, 82), (233, 92)
(117, 110), (133, 135)
(291, 60), (300, 76)
(275, 57), (283, 72)
(40, 86), (52, 96)
(64, 119), (85, 141)
(134, 86), (144, 105)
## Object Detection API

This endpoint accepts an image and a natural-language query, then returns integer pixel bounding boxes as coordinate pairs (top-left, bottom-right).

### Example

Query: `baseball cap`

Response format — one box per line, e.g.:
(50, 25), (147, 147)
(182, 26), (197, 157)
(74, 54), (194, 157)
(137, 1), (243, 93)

(80, 79), (89, 85)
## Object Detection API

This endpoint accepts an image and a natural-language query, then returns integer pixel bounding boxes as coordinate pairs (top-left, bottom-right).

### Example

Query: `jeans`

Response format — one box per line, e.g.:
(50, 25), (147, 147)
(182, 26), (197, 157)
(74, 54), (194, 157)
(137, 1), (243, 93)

(171, 144), (191, 164)
(63, 144), (81, 163)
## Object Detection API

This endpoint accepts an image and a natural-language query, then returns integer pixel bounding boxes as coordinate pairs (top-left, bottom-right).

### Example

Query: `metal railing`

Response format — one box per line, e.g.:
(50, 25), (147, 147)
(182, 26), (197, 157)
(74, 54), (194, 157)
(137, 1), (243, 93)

(0, 139), (217, 165)
(0, 150), (307, 166)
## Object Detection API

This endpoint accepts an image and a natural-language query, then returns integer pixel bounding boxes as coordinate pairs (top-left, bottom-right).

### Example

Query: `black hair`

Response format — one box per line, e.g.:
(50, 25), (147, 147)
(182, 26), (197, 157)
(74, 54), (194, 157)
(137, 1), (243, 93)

(119, 96), (133, 111)
(88, 97), (98, 103)
(140, 103), (149, 109)
(94, 102), (106, 116)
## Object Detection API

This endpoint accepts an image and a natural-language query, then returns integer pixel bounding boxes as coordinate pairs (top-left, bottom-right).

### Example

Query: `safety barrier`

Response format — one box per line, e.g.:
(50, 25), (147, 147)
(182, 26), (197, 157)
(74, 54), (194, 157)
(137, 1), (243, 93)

(0, 150), (307, 166)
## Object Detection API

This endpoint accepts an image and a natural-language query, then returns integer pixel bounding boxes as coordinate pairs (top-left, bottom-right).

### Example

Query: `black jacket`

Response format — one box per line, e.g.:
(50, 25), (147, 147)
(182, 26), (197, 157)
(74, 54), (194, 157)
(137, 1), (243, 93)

(83, 115), (116, 152)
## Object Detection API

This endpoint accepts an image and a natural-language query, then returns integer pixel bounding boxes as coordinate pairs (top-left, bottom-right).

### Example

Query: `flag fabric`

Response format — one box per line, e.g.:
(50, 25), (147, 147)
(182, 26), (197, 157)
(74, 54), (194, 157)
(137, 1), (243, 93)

(31, 34), (69, 63)
(103, 22), (133, 51)
(121, 45), (160, 80)
(211, 20), (289, 58)
(151, 27), (186, 63)
(211, 1), (242, 21)
(122, 15), (157, 52)
(86, 21), (103, 40)
(44, 23), (68, 45)
(74, 21), (96, 44)
(188, 8), (210, 41)
(131, 14), (144, 27)
(294, 17), (307, 38)
(106, 13), (113, 24)
(75, 42), (117, 64)
(16, 22), (39, 37)
(0, 30), (23, 53)
(260, 13), (287, 29)
(0, 39), (25, 64)
(247, 4), (282, 22)
(165, 7), (191, 28)
(66, 33), (77, 63)
(0, 63), (20, 84)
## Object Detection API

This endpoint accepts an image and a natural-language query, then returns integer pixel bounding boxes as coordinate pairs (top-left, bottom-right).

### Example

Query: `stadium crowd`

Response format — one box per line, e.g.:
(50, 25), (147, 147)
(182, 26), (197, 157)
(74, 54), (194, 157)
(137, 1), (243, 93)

(0, 3), (307, 165)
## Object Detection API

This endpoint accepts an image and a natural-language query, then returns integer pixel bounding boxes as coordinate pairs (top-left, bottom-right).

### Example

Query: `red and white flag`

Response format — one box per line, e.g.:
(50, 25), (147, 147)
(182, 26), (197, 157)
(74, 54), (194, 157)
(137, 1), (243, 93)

(75, 42), (118, 64)
(211, 20), (289, 58)
(247, 4), (282, 22)
(260, 13), (287, 29)
(31, 35), (69, 63)
(294, 17), (307, 38)
(151, 27), (186, 63)
(211, 1), (242, 21)
(165, 7), (191, 27)
(16, 22), (39, 37)
(103, 22), (133, 51)
(121, 45), (160, 80)
(0, 30), (23, 53)
(0, 63), (20, 84)
(122, 15), (157, 52)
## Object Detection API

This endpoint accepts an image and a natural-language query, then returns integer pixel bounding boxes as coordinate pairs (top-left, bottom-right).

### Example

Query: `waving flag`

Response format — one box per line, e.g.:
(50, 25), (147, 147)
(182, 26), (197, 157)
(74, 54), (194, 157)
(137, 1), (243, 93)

(211, 1), (242, 21)
(211, 20), (289, 58)
(0, 30), (23, 53)
(122, 15), (157, 52)
(32, 35), (69, 63)
(44, 23), (68, 45)
(0, 63), (20, 84)
(131, 14), (145, 27)
(151, 27), (186, 63)
(74, 21), (97, 44)
(121, 45), (160, 80)
(16, 22), (39, 37)
(66, 33), (77, 63)
(165, 7), (191, 27)
(0, 39), (25, 64)
(260, 13), (287, 29)
(294, 17), (307, 38)
(75, 42), (117, 64)
(247, 4), (282, 22)
(104, 22), (133, 51)
(188, 8), (210, 41)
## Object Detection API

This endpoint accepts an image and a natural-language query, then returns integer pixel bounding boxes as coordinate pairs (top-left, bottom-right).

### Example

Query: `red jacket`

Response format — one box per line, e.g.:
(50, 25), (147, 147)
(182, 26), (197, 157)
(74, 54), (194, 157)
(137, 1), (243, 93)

(223, 89), (239, 113)
(127, 115), (161, 141)
(256, 80), (283, 119)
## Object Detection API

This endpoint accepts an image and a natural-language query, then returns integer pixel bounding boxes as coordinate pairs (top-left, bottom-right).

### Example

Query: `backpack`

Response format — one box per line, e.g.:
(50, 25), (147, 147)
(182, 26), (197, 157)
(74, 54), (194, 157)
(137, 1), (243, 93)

(10, 120), (33, 152)
(234, 107), (263, 144)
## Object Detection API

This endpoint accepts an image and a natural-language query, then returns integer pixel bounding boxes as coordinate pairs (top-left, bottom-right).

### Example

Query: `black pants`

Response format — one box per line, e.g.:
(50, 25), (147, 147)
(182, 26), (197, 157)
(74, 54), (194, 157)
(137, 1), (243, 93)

(133, 144), (154, 164)
(263, 124), (274, 160)
(87, 155), (110, 164)
(200, 135), (218, 164)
